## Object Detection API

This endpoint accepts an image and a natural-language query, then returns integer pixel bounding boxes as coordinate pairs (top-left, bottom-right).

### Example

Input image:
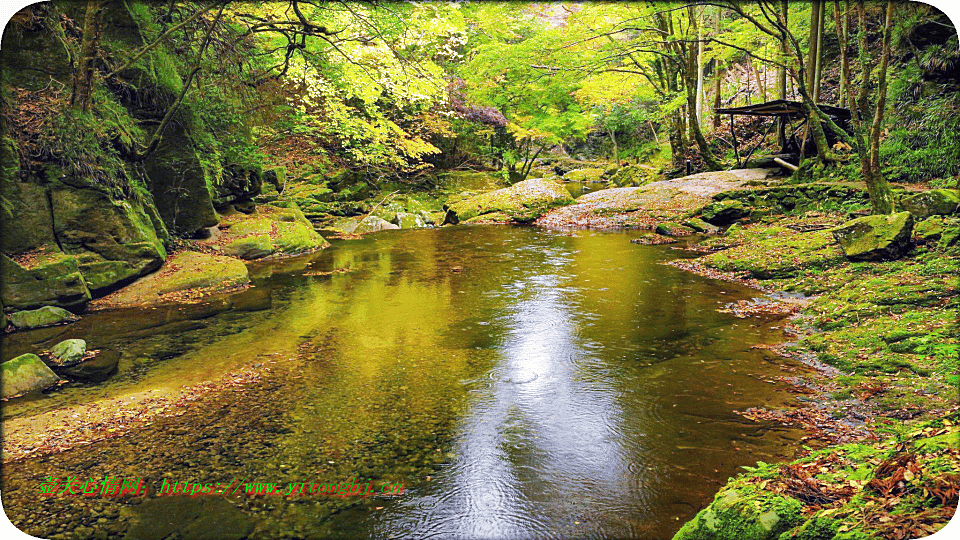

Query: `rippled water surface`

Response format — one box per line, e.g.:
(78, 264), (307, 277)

(1, 226), (807, 539)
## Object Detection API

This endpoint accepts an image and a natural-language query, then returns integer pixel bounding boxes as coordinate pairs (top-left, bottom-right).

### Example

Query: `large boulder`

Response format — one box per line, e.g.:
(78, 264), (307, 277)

(216, 204), (327, 259)
(701, 199), (749, 225)
(607, 165), (657, 187)
(900, 189), (960, 219)
(0, 157), (58, 254)
(1, 353), (60, 399)
(832, 211), (914, 261)
(213, 165), (263, 208)
(51, 184), (166, 295)
(101, 251), (249, 307)
(0, 251), (91, 311)
(329, 215), (400, 234)
(7, 306), (79, 330)
(142, 125), (220, 236)
(445, 177), (574, 224)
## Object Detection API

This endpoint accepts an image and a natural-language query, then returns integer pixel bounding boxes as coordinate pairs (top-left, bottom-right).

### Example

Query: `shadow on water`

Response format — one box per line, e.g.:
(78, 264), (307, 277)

(1, 226), (809, 539)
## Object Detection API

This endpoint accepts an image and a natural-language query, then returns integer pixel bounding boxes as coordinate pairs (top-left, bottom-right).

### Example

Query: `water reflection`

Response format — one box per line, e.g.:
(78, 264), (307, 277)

(1, 226), (806, 540)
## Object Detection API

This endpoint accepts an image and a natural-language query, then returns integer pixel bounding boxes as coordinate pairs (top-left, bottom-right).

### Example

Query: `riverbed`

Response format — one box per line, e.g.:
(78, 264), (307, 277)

(1, 225), (810, 540)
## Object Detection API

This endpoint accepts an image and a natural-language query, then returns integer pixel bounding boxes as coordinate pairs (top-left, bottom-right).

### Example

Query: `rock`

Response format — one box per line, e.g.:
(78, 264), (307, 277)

(329, 215), (400, 234)
(59, 349), (119, 382)
(655, 222), (695, 237)
(631, 234), (678, 245)
(0, 169), (58, 254)
(394, 212), (426, 229)
(701, 199), (749, 225)
(104, 251), (249, 307)
(49, 339), (87, 366)
(142, 125), (220, 236)
(7, 306), (79, 330)
(833, 211), (914, 261)
(215, 204), (327, 258)
(50, 185), (167, 295)
(562, 168), (605, 183)
(607, 165), (656, 187)
(900, 189), (960, 219)
(0, 251), (91, 311)
(214, 165), (262, 208)
(445, 177), (574, 223)
(224, 234), (274, 259)
(683, 217), (720, 234)
(1, 353), (60, 399)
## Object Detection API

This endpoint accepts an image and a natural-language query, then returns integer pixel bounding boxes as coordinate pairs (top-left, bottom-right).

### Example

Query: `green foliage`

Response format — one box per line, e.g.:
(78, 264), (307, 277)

(881, 93), (960, 183)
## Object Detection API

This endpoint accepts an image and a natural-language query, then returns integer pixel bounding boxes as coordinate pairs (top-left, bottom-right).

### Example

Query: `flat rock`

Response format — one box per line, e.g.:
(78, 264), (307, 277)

(99, 251), (249, 308)
(7, 305), (79, 330)
(900, 189), (959, 219)
(445, 177), (574, 224)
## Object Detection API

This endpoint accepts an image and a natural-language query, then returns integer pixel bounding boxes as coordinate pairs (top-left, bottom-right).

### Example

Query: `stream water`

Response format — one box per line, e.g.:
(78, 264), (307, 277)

(1, 226), (808, 540)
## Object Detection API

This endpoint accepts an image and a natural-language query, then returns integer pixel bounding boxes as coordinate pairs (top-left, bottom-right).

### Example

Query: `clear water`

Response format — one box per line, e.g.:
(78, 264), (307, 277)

(1, 226), (807, 540)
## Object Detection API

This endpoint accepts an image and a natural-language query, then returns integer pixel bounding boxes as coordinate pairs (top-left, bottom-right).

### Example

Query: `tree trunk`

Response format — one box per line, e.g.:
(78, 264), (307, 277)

(777, 1), (788, 100)
(835, 0), (851, 107)
(713, 9), (723, 129)
(864, 0), (895, 214)
(805, 0), (821, 101)
(72, 0), (105, 112)
(685, 6), (720, 171)
(696, 12), (705, 125)
(813, 0), (826, 102)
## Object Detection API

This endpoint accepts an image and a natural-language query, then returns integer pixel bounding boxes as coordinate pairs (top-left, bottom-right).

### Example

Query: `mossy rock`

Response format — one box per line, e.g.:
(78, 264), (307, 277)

(607, 165), (656, 187)
(701, 199), (749, 225)
(832, 212), (913, 261)
(701, 229), (845, 279)
(274, 221), (327, 252)
(263, 166), (286, 189)
(142, 126), (220, 236)
(50, 185), (166, 294)
(673, 488), (804, 540)
(684, 217), (719, 234)
(0, 162), (58, 254)
(899, 189), (960, 219)
(562, 168), (605, 183)
(7, 306), (79, 330)
(50, 339), (87, 366)
(445, 178), (574, 224)
(105, 251), (249, 307)
(0, 251), (91, 311)
(656, 221), (696, 237)
(1, 353), (60, 399)
(224, 234), (274, 260)
(394, 212), (426, 229)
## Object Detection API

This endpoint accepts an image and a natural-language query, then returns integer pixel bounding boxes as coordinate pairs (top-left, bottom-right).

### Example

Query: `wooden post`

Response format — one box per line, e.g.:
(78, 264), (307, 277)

(730, 114), (741, 167)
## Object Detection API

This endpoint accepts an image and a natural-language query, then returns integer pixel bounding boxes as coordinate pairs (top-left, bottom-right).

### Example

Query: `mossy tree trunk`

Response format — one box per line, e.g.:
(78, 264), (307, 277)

(72, 0), (106, 112)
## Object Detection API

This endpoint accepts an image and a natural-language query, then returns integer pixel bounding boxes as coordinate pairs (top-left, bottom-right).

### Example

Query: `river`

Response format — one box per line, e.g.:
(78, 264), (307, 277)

(1, 225), (808, 540)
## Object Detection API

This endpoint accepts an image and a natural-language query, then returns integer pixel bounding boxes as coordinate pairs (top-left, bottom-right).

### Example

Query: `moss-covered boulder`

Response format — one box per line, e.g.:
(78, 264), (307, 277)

(914, 216), (946, 244)
(655, 222), (695, 237)
(702, 229), (845, 279)
(102, 251), (249, 307)
(50, 185), (166, 295)
(683, 217), (720, 234)
(606, 165), (657, 187)
(562, 168), (605, 183)
(1, 353), (60, 399)
(215, 204), (327, 258)
(0, 166), (57, 254)
(7, 306), (79, 330)
(445, 178), (574, 224)
(899, 188), (960, 218)
(673, 488), (804, 540)
(49, 338), (87, 366)
(329, 215), (400, 234)
(213, 165), (262, 208)
(142, 126), (220, 236)
(832, 212), (914, 261)
(701, 199), (749, 225)
(0, 251), (91, 311)
(394, 212), (426, 229)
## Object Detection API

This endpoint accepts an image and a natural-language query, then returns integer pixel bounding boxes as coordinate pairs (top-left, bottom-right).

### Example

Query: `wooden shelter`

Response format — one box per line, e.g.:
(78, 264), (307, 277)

(715, 99), (853, 169)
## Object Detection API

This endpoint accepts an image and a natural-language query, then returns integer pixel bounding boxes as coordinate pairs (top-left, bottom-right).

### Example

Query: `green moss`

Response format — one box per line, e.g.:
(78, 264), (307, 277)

(447, 178), (573, 223)
(701, 229), (845, 279)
